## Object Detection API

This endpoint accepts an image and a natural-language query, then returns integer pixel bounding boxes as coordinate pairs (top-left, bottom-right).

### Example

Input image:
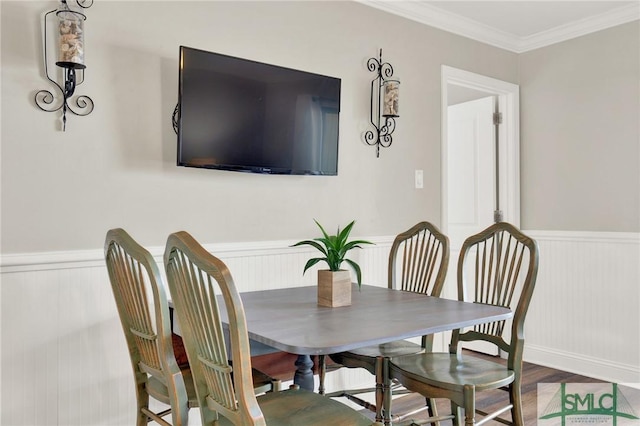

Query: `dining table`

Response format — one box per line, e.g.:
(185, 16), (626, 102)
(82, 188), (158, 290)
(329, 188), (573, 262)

(193, 283), (513, 391)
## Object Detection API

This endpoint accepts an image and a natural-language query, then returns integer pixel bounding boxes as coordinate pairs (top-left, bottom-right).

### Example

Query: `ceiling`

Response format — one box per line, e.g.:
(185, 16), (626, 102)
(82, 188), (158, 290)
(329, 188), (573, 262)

(357, 1), (640, 52)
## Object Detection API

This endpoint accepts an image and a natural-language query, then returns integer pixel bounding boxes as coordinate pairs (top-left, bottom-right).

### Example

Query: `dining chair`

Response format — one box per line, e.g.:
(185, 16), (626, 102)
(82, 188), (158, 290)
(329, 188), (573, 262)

(105, 228), (196, 425)
(324, 221), (450, 425)
(388, 222), (539, 426)
(105, 229), (278, 426)
(164, 230), (384, 426)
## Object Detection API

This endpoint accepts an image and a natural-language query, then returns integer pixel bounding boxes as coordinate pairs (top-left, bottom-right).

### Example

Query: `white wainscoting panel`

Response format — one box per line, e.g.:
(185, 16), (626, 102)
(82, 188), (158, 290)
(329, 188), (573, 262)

(0, 238), (392, 426)
(523, 230), (640, 384)
(1, 230), (638, 425)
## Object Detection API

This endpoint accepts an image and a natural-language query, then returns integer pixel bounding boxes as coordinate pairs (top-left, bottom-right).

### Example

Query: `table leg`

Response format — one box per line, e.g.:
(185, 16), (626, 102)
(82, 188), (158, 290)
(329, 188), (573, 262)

(294, 355), (314, 391)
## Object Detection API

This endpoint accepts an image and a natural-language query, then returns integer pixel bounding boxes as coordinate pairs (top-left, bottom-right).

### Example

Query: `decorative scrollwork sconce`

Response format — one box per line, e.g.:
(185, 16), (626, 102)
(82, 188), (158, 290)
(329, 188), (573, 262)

(34, 0), (94, 131)
(364, 49), (400, 157)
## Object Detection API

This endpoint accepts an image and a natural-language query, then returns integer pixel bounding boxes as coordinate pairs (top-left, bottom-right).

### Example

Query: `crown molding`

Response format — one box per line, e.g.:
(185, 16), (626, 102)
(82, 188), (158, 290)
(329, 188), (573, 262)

(519, 2), (640, 52)
(355, 1), (640, 53)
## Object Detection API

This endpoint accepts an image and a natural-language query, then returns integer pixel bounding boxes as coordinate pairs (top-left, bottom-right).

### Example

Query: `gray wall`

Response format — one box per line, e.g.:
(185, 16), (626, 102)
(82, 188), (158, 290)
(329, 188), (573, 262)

(1, 0), (519, 253)
(1, 2), (637, 255)
(519, 21), (640, 232)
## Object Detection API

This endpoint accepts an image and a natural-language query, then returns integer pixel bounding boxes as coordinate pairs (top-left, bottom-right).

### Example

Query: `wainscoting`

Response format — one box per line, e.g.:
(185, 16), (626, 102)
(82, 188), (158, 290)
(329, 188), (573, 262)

(523, 231), (640, 385)
(1, 230), (638, 425)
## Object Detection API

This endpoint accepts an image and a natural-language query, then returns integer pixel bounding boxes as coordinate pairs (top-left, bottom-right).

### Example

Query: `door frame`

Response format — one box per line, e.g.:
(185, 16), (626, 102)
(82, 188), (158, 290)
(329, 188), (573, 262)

(438, 66), (521, 354)
(441, 65), (521, 236)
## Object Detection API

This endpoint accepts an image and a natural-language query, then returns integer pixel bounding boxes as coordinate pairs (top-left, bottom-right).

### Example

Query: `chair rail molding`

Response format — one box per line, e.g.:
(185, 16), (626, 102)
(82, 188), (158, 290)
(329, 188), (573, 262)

(0, 236), (395, 274)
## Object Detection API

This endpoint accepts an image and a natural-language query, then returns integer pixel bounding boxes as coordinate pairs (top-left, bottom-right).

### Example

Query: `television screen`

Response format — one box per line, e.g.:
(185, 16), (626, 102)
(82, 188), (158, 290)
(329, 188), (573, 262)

(177, 46), (341, 175)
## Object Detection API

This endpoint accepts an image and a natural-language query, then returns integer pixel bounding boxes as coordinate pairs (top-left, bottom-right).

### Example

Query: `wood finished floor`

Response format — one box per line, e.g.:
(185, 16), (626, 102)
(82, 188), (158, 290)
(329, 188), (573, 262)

(253, 349), (604, 426)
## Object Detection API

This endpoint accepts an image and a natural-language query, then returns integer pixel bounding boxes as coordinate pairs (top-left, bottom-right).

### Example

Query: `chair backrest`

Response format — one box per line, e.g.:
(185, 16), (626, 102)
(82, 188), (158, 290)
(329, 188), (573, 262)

(104, 228), (189, 424)
(388, 222), (449, 350)
(452, 222), (539, 369)
(164, 231), (264, 426)
(388, 221), (449, 297)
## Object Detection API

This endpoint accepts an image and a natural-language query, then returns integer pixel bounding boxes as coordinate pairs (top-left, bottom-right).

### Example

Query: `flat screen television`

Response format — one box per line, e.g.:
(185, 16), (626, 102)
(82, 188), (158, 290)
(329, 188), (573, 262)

(177, 46), (341, 175)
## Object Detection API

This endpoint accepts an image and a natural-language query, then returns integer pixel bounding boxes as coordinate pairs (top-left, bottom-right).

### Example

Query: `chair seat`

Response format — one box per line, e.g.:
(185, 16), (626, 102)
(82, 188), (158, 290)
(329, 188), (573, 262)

(147, 366), (199, 408)
(330, 340), (423, 373)
(173, 332), (278, 394)
(147, 363), (275, 410)
(250, 365), (279, 394)
(212, 388), (377, 425)
(390, 353), (515, 393)
(348, 340), (424, 358)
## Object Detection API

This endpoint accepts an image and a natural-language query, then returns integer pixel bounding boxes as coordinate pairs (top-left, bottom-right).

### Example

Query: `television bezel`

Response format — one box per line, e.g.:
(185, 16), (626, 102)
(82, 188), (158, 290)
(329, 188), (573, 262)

(176, 46), (341, 176)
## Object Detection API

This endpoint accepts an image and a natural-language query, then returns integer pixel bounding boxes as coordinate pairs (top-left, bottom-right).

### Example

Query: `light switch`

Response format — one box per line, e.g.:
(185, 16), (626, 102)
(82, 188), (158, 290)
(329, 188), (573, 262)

(415, 170), (424, 189)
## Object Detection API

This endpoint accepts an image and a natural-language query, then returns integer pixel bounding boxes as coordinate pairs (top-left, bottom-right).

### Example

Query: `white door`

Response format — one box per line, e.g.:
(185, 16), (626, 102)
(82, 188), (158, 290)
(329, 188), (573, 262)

(447, 96), (496, 253)
(446, 95), (500, 356)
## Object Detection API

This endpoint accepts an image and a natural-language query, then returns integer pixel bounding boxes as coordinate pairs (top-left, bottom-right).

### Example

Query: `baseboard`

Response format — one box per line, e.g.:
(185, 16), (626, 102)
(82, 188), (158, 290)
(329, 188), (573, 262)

(526, 344), (640, 385)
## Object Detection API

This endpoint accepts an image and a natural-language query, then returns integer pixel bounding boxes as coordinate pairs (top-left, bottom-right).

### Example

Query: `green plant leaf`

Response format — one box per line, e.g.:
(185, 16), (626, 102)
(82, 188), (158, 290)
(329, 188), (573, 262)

(344, 258), (363, 289)
(342, 239), (374, 252)
(334, 220), (353, 249)
(291, 239), (328, 257)
(314, 219), (331, 240)
(314, 236), (332, 248)
(302, 257), (325, 274)
(292, 219), (375, 282)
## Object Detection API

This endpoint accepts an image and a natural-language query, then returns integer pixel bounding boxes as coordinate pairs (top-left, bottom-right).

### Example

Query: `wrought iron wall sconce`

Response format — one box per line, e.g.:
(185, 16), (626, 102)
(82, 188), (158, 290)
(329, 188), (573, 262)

(364, 49), (400, 157)
(172, 104), (180, 134)
(35, 0), (94, 131)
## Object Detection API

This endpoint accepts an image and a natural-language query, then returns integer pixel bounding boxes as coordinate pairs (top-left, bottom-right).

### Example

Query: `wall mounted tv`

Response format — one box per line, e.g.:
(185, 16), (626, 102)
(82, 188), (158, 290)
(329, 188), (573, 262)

(177, 46), (341, 175)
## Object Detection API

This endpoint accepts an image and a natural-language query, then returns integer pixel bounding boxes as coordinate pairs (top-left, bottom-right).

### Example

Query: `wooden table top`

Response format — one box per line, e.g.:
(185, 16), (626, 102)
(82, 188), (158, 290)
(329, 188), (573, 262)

(223, 284), (512, 356)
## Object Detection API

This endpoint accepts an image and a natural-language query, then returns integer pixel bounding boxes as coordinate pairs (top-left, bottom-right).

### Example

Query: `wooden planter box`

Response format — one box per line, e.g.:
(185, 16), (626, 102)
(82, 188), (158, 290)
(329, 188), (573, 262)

(317, 270), (352, 307)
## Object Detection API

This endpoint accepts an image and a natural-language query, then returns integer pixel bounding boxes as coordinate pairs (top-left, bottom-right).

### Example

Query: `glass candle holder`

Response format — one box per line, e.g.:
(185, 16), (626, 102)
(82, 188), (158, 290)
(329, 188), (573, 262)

(382, 80), (400, 117)
(56, 6), (85, 69)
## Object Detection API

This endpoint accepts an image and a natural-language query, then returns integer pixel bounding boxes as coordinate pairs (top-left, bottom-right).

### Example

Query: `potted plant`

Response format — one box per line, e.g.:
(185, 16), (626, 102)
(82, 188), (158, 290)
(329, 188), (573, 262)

(292, 220), (374, 307)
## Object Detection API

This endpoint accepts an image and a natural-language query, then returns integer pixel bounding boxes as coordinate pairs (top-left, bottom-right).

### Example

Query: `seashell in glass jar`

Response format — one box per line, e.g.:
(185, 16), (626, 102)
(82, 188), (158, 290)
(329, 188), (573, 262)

(56, 9), (85, 67)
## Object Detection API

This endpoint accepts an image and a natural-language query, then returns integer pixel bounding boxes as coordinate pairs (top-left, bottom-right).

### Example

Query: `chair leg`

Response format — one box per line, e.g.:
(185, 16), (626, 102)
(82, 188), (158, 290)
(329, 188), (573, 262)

(318, 355), (326, 395)
(165, 371), (189, 425)
(374, 356), (385, 424)
(381, 357), (392, 426)
(510, 380), (524, 426)
(426, 398), (439, 426)
(135, 377), (150, 426)
(450, 401), (463, 426)
(463, 384), (476, 426)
